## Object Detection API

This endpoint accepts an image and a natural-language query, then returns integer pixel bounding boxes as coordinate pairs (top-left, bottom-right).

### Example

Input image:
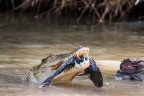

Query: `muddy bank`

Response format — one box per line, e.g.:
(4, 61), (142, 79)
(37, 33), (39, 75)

(0, 0), (144, 23)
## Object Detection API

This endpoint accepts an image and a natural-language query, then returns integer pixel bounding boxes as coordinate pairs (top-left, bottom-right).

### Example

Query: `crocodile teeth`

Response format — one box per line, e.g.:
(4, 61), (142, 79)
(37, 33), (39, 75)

(74, 61), (78, 65)
(80, 62), (84, 66)
(83, 57), (86, 61)
(75, 64), (80, 68)
(86, 53), (89, 58)
(84, 58), (89, 63)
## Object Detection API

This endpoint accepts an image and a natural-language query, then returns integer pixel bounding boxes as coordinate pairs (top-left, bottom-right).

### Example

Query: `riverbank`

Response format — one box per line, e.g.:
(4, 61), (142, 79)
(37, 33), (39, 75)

(0, 0), (144, 23)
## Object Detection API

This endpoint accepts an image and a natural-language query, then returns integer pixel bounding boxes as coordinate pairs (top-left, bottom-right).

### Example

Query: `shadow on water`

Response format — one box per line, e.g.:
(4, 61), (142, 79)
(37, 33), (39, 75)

(0, 16), (144, 96)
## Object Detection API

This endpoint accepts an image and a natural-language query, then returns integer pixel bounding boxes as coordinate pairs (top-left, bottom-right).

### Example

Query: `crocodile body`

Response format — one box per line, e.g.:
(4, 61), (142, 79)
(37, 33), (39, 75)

(27, 47), (103, 88)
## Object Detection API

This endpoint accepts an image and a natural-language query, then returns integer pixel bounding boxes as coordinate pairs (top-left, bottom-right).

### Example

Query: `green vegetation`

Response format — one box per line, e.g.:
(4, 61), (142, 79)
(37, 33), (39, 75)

(0, 0), (144, 23)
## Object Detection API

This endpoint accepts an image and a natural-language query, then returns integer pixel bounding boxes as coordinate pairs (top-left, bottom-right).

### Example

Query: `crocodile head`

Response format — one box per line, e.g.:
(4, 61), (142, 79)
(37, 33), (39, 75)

(27, 47), (103, 88)
(27, 47), (89, 82)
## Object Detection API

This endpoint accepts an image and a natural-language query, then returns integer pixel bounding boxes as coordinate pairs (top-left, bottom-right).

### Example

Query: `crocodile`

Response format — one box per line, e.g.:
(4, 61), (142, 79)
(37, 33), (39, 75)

(27, 47), (103, 88)
(115, 58), (144, 81)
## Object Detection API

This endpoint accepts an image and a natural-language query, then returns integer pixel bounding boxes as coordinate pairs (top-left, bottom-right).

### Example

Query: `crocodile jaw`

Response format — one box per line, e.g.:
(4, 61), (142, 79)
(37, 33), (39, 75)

(75, 47), (89, 58)
(27, 47), (90, 83)
(27, 59), (90, 84)
(51, 59), (90, 84)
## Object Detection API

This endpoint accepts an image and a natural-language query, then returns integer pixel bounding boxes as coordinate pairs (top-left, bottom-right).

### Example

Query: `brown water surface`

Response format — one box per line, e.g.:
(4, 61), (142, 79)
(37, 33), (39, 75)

(0, 17), (144, 96)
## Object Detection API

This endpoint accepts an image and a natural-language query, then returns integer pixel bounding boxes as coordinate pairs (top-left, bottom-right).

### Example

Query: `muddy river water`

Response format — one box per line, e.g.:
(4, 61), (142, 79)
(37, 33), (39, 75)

(0, 17), (144, 96)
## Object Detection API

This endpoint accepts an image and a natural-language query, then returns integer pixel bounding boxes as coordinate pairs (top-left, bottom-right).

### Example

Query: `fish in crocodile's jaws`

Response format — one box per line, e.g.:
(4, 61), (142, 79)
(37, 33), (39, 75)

(52, 58), (90, 84)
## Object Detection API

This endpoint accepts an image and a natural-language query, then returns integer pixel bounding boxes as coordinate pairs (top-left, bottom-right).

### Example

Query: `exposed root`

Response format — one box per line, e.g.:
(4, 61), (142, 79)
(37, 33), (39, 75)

(0, 0), (140, 22)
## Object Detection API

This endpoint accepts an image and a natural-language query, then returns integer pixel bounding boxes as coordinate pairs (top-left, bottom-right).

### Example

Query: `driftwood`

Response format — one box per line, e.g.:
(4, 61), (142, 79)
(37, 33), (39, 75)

(115, 58), (144, 81)
(120, 58), (144, 74)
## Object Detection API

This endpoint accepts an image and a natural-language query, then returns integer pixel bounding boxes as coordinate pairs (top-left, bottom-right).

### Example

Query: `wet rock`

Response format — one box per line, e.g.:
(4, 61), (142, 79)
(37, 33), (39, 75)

(115, 58), (144, 81)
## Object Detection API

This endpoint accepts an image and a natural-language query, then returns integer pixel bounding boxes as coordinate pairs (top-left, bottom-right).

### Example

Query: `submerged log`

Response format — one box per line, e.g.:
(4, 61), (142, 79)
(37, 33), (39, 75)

(115, 58), (144, 81)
